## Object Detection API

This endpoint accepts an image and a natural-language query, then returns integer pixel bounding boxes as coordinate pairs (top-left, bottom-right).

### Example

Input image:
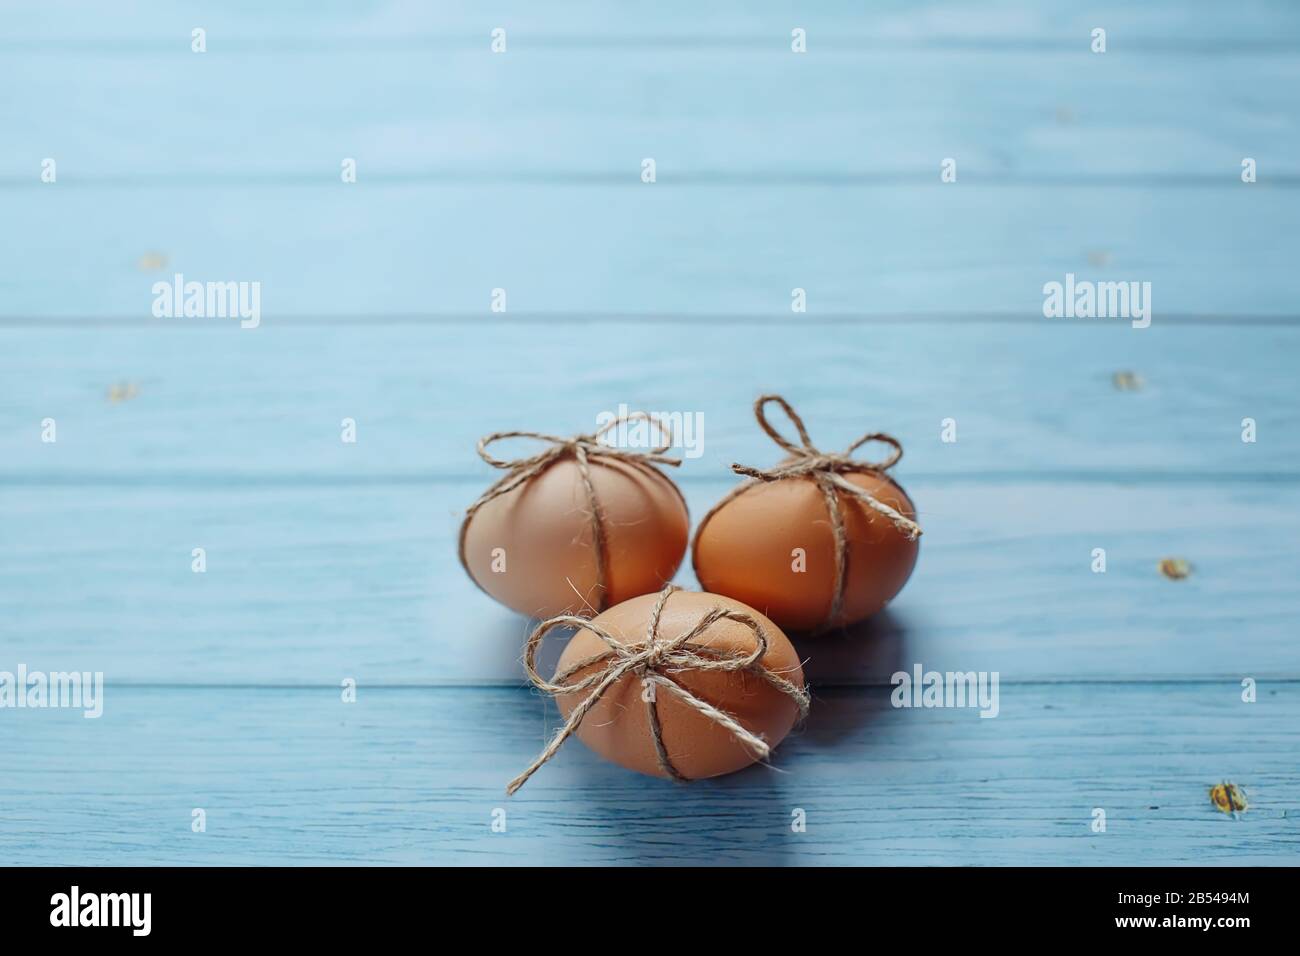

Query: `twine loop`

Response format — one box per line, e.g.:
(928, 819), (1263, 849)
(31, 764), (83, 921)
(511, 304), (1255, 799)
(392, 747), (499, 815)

(458, 412), (682, 613)
(506, 584), (810, 795)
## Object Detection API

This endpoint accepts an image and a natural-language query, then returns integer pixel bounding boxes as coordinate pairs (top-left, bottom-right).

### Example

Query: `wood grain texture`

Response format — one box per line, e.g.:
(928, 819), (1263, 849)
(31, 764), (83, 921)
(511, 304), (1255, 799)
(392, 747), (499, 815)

(6, 0), (1300, 47)
(2, 684), (1295, 866)
(4, 478), (1298, 685)
(3, 323), (1297, 476)
(4, 42), (1298, 182)
(3, 0), (1299, 866)
(3, 186), (1298, 318)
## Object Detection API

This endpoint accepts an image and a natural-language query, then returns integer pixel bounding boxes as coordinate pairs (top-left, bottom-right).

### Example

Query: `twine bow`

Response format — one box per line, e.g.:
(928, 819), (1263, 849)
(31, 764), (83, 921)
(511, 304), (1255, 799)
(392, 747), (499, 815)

(458, 412), (683, 614)
(506, 584), (810, 795)
(701, 395), (921, 630)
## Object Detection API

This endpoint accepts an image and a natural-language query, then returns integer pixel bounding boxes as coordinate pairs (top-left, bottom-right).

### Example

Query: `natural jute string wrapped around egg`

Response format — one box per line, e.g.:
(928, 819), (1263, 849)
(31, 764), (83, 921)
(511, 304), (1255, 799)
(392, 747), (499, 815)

(506, 584), (811, 795)
(695, 395), (922, 631)
(458, 412), (687, 616)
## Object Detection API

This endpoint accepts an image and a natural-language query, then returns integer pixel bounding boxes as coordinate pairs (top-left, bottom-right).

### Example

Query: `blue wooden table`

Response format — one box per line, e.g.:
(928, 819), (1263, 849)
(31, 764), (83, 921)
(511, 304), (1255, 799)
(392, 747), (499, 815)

(2, 1), (1298, 865)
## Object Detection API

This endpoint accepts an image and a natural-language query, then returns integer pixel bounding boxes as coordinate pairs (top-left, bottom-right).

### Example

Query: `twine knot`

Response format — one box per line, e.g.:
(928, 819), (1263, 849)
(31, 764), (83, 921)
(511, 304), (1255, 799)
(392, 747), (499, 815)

(475, 414), (682, 477)
(458, 412), (683, 613)
(506, 584), (811, 795)
(730, 395), (920, 541)
(637, 643), (669, 670)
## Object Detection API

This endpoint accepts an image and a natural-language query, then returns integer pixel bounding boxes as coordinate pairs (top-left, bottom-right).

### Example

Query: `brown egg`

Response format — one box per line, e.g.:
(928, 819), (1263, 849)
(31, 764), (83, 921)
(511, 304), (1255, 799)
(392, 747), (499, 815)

(693, 471), (919, 632)
(553, 590), (806, 780)
(461, 456), (689, 619)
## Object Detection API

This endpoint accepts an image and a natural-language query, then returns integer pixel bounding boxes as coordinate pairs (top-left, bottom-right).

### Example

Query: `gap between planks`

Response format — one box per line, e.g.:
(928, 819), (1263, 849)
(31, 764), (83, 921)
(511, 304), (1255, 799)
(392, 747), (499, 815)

(4, 172), (1300, 189)
(2, 311), (1299, 327)
(81, 678), (1300, 691)
(4, 470), (1299, 487)
(6, 37), (1300, 55)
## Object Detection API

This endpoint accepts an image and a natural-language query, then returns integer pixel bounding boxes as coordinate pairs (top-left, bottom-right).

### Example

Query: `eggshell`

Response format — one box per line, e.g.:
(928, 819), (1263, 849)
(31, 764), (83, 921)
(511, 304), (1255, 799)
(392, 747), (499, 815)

(462, 456), (689, 619)
(554, 590), (805, 780)
(693, 471), (918, 632)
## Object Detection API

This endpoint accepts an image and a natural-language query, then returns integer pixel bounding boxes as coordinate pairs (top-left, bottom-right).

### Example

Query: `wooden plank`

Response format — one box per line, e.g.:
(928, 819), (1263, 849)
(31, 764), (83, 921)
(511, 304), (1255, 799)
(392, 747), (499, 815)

(4, 42), (1298, 183)
(7, 0), (1300, 46)
(4, 185), (1296, 319)
(3, 322), (1295, 476)
(4, 478), (1297, 684)
(2, 683), (1294, 865)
